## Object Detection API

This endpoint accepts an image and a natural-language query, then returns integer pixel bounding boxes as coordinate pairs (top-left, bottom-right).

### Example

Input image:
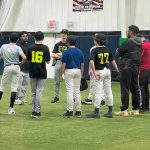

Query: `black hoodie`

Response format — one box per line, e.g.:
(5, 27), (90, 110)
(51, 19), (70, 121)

(116, 36), (142, 68)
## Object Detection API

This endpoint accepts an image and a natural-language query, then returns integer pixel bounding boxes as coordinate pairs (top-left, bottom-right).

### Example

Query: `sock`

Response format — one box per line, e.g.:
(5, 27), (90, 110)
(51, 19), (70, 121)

(108, 106), (113, 113)
(0, 91), (3, 100)
(10, 92), (16, 108)
(94, 108), (99, 114)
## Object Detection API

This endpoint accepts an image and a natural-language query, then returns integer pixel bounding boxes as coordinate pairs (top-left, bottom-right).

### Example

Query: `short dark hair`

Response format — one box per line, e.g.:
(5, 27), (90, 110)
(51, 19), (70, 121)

(128, 25), (139, 35)
(67, 36), (76, 46)
(34, 31), (44, 41)
(10, 33), (19, 43)
(60, 29), (69, 35)
(19, 31), (28, 38)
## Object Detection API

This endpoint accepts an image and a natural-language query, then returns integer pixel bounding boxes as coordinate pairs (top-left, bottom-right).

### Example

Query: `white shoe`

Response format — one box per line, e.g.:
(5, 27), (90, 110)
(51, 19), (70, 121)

(8, 107), (16, 115)
(15, 99), (23, 105)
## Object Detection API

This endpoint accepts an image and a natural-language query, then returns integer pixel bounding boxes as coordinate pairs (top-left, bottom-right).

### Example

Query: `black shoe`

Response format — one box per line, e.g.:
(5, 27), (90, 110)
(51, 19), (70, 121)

(64, 111), (73, 118)
(86, 112), (100, 119)
(32, 112), (41, 119)
(75, 111), (81, 118)
(103, 112), (113, 118)
(100, 100), (105, 106)
(51, 97), (59, 103)
(82, 99), (92, 105)
(31, 112), (35, 117)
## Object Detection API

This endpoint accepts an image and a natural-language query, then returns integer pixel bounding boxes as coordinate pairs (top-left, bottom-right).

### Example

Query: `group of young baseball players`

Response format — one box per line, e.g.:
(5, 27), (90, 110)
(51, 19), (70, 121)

(0, 25), (150, 119)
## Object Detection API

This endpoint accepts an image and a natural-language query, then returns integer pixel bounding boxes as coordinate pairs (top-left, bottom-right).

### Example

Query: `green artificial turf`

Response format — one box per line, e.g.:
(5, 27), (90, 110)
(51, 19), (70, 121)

(0, 79), (150, 150)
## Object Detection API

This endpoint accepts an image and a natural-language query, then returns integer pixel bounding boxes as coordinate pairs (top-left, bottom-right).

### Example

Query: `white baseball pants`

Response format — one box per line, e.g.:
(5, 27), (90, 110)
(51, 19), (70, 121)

(0, 65), (20, 92)
(93, 68), (113, 108)
(65, 69), (81, 112)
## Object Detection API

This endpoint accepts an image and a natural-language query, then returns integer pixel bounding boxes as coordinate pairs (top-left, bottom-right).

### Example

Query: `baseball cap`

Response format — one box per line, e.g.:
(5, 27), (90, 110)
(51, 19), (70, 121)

(60, 29), (69, 35)
(93, 33), (107, 41)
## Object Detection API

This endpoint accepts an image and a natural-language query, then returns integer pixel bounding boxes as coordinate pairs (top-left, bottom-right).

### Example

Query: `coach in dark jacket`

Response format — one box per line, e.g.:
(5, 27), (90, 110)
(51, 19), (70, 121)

(115, 25), (142, 116)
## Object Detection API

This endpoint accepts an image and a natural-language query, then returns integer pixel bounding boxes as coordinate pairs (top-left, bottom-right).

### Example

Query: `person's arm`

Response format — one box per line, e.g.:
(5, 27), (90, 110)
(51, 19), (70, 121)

(45, 46), (51, 64)
(52, 53), (61, 59)
(19, 52), (27, 65)
(90, 60), (100, 80)
(81, 63), (84, 78)
(111, 60), (119, 72)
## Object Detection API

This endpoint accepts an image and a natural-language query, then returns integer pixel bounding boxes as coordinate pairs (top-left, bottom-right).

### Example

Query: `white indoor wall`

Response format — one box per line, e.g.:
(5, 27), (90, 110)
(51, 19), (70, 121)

(1, 0), (119, 31)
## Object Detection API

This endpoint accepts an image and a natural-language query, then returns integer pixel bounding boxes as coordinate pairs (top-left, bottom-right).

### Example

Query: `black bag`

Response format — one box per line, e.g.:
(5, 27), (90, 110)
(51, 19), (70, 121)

(80, 78), (88, 91)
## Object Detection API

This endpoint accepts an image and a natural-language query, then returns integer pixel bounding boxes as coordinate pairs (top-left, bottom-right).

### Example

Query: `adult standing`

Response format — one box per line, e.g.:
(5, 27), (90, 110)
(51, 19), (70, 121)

(115, 25), (142, 116)
(28, 31), (50, 118)
(0, 33), (26, 114)
(139, 36), (150, 112)
(61, 36), (84, 118)
(51, 29), (69, 103)
(15, 31), (30, 105)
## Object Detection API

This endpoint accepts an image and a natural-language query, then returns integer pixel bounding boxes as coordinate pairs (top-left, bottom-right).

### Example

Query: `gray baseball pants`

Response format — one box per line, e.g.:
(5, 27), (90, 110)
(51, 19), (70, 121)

(30, 78), (45, 113)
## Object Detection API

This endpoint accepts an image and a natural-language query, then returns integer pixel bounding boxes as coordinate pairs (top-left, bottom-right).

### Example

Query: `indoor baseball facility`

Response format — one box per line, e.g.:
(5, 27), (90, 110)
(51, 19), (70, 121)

(0, 0), (150, 150)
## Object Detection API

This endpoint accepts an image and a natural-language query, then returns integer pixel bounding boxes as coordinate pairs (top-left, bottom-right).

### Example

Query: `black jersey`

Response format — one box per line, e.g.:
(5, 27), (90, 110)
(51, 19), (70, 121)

(90, 46), (114, 70)
(53, 41), (68, 53)
(28, 44), (50, 79)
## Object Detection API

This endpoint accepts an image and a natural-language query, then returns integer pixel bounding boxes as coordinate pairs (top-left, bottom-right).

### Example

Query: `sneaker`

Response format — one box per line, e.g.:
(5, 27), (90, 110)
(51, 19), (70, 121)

(51, 97), (59, 103)
(104, 112), (113, 118)
(32, 112), (41, 119)
(82, 99), (92, 105)
(86, 112), (100, 119)
(63, 111), (73, 118)
(114, 110), (129, 116)
(75, 111), (81, 118)
(22, 99), (28, 103)
(129, 110), (139, 116)
(8, 107), (16, 115)
(31, 112), (35, 117)
(100, 100), (105, 106)
(15, 99), (24, 105)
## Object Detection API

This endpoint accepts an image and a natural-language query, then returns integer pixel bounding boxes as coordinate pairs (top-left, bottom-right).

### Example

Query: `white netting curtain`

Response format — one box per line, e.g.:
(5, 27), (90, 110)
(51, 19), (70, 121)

(0, 0), (14, 31)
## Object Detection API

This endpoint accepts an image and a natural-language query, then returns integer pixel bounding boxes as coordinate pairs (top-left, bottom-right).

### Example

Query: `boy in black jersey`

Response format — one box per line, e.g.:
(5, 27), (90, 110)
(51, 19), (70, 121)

(28, 31), (50, 118)
(86, 33), (119, 119)
(51, 29), (69, 103)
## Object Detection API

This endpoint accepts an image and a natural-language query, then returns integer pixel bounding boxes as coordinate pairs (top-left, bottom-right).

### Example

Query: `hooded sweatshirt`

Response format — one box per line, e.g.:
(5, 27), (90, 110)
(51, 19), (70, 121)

(116, 36), (142, 68)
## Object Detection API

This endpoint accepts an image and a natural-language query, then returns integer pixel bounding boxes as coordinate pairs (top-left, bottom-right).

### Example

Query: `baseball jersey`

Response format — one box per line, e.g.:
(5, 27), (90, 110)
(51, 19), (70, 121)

(0, 44), (23, 66)
(27, 44), (50, 79)
(140, 41), (150, 70)
(17, 40), (29, 72)
(90, 46), (114, 70)
(53, 41), (68, 59)
(61, 48), (84, 69)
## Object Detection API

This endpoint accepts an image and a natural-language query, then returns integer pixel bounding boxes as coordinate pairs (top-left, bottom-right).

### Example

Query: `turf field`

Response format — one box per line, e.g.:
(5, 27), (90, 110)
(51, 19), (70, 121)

(0, 79), (150, 150)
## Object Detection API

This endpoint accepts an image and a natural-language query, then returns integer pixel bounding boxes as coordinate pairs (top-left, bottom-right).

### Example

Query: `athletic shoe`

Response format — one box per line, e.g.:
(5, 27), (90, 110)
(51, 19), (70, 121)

(32, 112), (41, 119)
(103, 112), (113, 118)
(51, 97), (59, 103)
(63, 111), (73, 118)
(81, 99), (92, 105)
(75, 111), (81, 118)
(129, 110), (139, 116)
(114, 110), (129, 116)
(8, 107), (16, 115)
(100, 100), (105, 106)
(22, 99), (28, 103)
(15, 99), (24, 105)
(86, 112), (100, 119)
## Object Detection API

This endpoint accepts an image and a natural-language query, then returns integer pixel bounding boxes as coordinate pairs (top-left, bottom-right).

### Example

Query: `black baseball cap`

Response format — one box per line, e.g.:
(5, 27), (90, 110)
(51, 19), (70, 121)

(128, 25), (139, 34)
(93, 33), (107, 41)
(60, 29), (69, 35)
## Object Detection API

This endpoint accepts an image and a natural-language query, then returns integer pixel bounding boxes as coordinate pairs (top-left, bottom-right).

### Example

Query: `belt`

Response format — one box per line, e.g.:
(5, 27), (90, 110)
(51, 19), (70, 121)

(5, 64), (20, 67)
(98, 67), (108, 70)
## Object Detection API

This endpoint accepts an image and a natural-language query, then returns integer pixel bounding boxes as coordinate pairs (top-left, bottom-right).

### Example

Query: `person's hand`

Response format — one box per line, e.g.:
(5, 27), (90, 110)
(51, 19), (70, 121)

(95, 72), (100, 80)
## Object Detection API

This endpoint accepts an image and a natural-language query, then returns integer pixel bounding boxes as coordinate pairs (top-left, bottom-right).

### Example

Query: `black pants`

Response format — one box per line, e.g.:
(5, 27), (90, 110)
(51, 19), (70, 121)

(120, 66), (140, 111)
(139, 69), (150, 110)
